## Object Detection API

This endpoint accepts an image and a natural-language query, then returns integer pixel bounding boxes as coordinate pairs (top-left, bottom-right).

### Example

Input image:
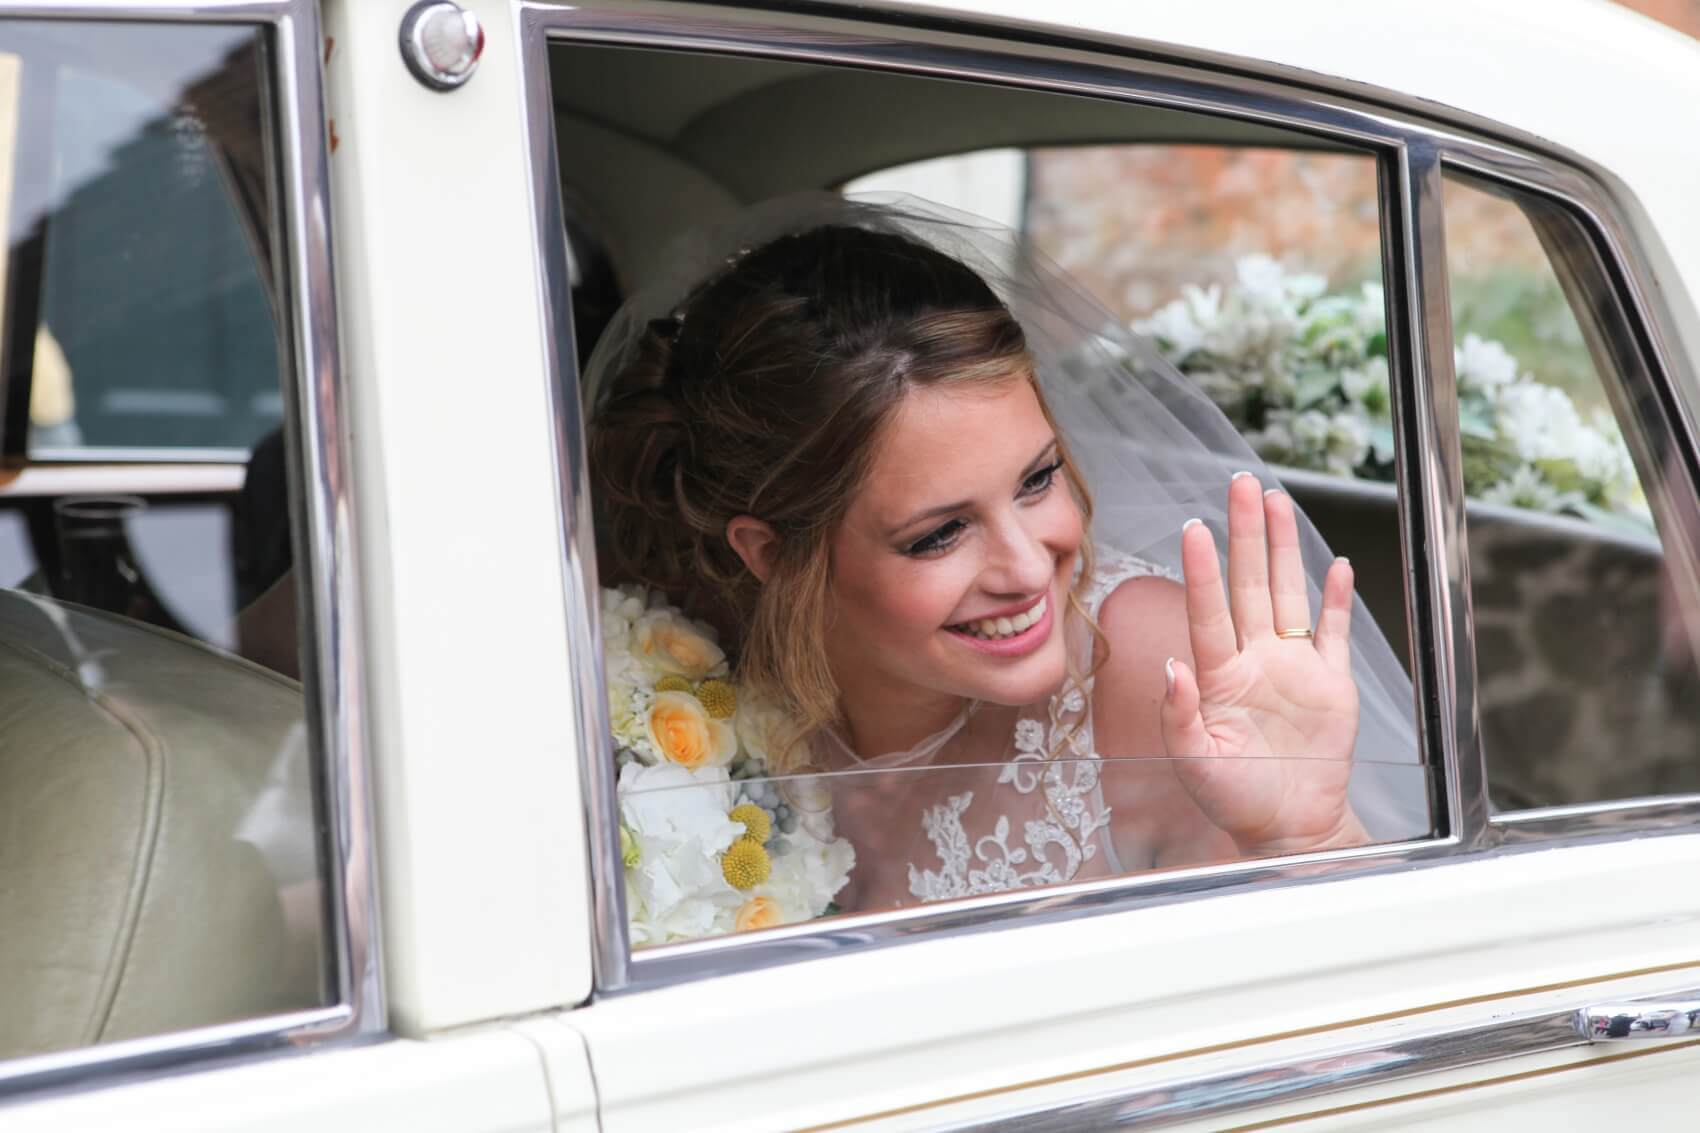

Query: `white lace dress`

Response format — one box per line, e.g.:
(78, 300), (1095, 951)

(820, 548), (1180, 911)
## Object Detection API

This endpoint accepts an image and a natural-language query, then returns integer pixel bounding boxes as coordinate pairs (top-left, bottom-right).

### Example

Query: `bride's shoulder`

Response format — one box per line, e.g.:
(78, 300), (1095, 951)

(1085, 545), (1187, 671)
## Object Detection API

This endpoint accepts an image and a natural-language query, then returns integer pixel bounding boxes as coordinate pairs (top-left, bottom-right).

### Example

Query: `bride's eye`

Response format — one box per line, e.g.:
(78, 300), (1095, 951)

(905, 518), (967, 557)
(1019, 459), (1064, 499)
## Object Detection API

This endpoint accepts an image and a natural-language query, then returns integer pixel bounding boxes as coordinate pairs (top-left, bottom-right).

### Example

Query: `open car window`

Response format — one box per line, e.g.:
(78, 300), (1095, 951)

(549, 42), (1438, 961)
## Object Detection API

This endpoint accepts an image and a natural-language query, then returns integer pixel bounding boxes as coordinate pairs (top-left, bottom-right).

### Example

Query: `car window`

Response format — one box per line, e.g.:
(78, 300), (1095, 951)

(1442, 172), (1700, 810)
(550, 44), (1436, 956)
(0, 20), (330, 1065)
(0, 24), (281, 456)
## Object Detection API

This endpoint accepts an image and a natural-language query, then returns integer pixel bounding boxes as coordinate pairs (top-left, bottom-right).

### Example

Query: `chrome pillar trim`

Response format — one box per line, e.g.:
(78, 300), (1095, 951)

(518, 0), (1700, 994)
(1394, 142), (1490, 848)
(942, 986), (1700, 1130)
(273, 0), (385, 1042)
(1375, 144), (1450, 845)
(0, 0), (382, 1099)
(515, 3), (633, 994)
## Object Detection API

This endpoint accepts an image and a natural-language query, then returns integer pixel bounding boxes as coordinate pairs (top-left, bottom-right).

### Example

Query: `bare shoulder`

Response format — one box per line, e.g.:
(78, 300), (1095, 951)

(1088, 572), (1215, 862)
(1089, 573), (1189, 757)
(1094, 573), (1190, 683)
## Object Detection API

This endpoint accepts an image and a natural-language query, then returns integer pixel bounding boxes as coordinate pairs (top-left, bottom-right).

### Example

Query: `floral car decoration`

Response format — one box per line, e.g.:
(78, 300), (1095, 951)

(1138, 255), (1648, 530)
(601, 585), (855, 945)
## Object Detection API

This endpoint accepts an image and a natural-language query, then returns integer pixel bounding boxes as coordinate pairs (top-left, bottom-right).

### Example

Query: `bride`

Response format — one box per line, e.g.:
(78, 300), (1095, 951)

(589, 196), (1427, 919)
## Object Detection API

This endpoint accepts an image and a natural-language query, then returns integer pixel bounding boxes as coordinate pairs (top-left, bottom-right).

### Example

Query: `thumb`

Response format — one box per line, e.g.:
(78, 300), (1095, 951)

(1159, 657), (1213, 760)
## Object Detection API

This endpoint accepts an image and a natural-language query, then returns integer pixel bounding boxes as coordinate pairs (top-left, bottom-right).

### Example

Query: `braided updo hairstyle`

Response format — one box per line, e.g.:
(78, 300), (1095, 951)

(589, 224), (1094, 754)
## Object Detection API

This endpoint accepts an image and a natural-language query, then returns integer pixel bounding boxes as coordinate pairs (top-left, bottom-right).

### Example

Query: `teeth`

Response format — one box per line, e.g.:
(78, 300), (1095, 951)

(957, 595), (1047, 640)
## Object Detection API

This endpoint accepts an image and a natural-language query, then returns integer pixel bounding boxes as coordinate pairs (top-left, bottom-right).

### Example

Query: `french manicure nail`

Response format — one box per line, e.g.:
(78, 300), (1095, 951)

(1231, 469), (1254, 481)
(1164, 657), (1176, 697)
(1182, 517), (1202, 531)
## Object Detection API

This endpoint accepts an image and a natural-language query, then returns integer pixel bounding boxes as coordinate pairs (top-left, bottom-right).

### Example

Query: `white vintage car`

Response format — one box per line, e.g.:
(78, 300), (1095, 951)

(2, 0), (1698, 1129)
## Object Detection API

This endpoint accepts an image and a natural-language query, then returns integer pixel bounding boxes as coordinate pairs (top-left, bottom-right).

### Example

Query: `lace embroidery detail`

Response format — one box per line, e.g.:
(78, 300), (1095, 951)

(908, 549), (1180, 902)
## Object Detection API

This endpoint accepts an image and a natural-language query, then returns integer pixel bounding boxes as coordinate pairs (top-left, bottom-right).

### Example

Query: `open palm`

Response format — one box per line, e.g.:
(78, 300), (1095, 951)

(1161, 473), (1367, 857)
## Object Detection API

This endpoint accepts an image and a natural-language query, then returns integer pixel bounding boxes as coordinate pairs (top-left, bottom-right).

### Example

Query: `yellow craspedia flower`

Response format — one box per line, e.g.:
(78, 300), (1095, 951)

(720, 837), (771, 890)
(695, 678), (737, 719)
(728, 803), (772, 845)
(654, 674), (693, 693)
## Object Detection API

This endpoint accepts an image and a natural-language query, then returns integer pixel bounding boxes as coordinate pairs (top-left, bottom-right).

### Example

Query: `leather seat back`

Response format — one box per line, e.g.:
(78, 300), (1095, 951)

(0, 589), (322, 1059)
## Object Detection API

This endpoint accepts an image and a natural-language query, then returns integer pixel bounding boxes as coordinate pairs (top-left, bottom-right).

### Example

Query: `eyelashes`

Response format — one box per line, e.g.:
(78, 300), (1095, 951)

(1020, 459), (1064, 498)
(902, 459), (1065, 558)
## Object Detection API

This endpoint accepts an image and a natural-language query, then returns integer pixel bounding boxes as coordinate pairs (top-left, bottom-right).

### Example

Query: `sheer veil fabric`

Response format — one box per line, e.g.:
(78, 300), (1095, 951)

(584, 194), (1431, 909)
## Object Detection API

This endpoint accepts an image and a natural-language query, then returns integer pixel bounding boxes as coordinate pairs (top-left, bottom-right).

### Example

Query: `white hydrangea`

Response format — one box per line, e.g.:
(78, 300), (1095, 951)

(618, 762), (743, 946)
(1455, 333), (1520, 393)
(1480, 465), (1570, 513)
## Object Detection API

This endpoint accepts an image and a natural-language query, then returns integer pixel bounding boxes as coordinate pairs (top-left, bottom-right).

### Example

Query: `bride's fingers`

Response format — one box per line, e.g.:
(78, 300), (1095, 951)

(1181, 518), (1238, 672)
(1263, 488), (1311, 635)
(1160, 657), (1212, 759)
(1315, 556), (1355, 670)
(1226, 471), (1274, 642)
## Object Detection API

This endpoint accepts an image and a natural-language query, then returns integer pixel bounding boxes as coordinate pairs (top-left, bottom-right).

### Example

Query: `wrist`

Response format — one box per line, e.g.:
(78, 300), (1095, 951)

(1234, 809), (1370, 859)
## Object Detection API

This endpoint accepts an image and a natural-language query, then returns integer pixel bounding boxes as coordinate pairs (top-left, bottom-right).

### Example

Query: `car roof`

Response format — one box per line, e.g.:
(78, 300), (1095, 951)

(862, 0), (1700, 303)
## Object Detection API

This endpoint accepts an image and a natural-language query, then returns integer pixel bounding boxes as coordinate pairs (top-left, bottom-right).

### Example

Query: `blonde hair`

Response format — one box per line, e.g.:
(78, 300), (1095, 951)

(590, 225), (1102, 769)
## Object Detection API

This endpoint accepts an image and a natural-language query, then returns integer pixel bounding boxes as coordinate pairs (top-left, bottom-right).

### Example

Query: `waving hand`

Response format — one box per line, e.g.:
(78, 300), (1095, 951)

(1160, 472), (1368, 856)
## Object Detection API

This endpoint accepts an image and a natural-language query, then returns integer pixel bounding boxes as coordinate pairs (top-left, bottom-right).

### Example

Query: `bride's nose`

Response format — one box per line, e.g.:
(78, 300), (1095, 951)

(981, 517), (1054, 597)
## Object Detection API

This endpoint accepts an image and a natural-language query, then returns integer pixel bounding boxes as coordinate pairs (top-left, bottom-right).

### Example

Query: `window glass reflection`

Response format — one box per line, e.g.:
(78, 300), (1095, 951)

(0, 20), (329, 1062)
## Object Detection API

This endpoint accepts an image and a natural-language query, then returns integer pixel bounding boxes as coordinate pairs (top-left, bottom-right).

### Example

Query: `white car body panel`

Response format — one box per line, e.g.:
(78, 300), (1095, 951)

(898, 0), (1700, 313)
(321, 0), (595, 1032)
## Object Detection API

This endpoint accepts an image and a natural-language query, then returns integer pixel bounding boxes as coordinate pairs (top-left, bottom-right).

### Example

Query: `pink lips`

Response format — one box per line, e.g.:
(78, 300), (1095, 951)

(944, 592), (1056, 658)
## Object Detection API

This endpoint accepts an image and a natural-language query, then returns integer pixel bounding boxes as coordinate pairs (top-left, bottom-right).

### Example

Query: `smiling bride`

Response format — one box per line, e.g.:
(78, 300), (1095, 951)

(588, 196), (1429, 931)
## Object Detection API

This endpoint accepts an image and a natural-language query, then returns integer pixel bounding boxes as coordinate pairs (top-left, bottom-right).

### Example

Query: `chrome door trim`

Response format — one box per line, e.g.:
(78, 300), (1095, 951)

(516, 7), (634, 993)
(520, 0), (1700, 996)
(937, 983), (1700, 1131)
(1384, 137), (1485, 849)
(0, 0), (383, 1101)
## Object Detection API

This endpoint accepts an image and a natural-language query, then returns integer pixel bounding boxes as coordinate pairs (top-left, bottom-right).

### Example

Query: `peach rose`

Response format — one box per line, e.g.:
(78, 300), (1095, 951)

(635, 610), (725, 679)
(734, 896), (784, 932)
(645, 690), (737, 770)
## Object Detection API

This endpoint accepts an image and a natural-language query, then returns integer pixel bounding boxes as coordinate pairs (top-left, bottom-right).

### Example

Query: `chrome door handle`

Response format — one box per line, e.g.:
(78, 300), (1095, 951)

(1576, 1000), (1700, 1042)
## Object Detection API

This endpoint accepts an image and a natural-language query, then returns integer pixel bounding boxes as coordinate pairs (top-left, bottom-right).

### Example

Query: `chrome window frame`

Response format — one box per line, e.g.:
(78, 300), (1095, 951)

(0, 0), (382, 1101)
(518, 0), (1700, 996)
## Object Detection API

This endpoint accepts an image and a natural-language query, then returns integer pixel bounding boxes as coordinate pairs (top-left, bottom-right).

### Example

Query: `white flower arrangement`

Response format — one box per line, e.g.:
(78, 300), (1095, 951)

(602, 584), (855, 947)
(1137, 255), (1648, 529)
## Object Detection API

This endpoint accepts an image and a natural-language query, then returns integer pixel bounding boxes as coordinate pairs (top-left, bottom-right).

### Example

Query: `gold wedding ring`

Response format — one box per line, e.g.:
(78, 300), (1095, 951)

(1275, 627), (1314, 640)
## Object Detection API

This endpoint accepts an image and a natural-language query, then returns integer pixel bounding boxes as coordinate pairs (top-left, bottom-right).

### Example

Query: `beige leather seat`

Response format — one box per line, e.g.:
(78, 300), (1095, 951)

(0, 589), (322, 1059)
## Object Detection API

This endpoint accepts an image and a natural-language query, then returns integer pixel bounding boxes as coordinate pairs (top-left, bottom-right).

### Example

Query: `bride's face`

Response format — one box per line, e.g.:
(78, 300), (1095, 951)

(825, 376), (1084, 719)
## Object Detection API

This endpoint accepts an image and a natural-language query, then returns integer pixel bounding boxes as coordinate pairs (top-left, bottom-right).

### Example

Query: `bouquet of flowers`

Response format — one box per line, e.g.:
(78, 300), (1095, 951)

(601, 584), (855, 947)
(1137, 255), (1647, 529)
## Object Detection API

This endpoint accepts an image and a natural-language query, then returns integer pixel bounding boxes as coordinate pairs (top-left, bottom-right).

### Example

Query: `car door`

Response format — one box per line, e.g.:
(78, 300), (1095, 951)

(516, 2), (1700, 1128)
(0, 3), (595, 1129)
